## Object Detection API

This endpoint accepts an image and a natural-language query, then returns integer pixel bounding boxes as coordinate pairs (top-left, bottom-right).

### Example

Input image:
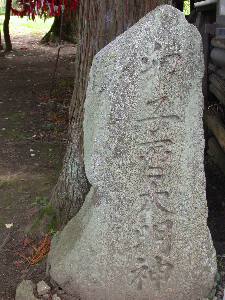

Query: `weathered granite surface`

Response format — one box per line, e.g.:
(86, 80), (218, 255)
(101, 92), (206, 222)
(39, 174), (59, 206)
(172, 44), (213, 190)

(15, 280), (38, 300)
(48, 5), (217, 300)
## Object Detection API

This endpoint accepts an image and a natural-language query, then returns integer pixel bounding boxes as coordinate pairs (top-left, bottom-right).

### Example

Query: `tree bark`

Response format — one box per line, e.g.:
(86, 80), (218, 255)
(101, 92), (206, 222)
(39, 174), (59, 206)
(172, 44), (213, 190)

(42, 11), (77, 43)
(3, 0), (12, 52)
(0, 30), (3, 50)
(50, 0), (173, 225)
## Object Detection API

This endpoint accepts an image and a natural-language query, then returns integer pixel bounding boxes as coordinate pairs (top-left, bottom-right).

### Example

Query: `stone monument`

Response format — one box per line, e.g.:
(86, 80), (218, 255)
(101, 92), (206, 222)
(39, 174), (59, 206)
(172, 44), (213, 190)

(48, 5), (217, 300)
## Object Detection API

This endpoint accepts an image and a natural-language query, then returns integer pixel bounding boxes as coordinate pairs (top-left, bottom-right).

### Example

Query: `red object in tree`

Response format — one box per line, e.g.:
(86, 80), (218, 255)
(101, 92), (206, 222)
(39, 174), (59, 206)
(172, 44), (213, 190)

(11, 0), (78, 19)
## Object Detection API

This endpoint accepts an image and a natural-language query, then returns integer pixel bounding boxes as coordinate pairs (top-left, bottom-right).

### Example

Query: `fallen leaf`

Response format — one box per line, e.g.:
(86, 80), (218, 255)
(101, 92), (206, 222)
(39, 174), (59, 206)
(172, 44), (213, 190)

(5, 223), (13, 229)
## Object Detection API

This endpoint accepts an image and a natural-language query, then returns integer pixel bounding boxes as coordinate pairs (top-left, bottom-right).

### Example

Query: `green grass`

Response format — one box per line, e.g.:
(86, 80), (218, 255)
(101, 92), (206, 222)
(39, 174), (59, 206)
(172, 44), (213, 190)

(0, 15), (53, 36)
(0, 15), (3, 28)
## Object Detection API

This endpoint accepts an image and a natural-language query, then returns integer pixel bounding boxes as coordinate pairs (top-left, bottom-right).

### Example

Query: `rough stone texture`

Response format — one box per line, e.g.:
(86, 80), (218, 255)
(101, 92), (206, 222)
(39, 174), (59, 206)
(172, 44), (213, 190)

(36, 280), (51, 296)
(48, 5), (217, 300)
(15, 280), (38, 300)
(52, 294), (61, 300)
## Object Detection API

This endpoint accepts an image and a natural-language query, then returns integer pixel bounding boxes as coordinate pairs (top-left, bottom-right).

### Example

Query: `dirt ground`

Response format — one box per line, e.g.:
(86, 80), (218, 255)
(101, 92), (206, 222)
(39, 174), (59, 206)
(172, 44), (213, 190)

(0, 31), (75, 299)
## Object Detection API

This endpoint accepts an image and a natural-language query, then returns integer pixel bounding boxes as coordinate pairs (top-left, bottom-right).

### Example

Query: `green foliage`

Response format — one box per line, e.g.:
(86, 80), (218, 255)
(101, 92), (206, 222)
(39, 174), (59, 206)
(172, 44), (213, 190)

(0, 0), (19, 15)
(0, 0), (5, 15)
(183, 0), (190, 15)
(0, 15), (3, 32)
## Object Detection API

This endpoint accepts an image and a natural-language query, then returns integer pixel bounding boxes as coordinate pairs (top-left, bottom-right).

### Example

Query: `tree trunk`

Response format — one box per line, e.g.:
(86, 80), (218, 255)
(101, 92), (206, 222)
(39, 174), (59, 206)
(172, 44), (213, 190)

(0, 30), (3, 50)
(50, 0), (173, 225)
(42, 11), (77, 43)
(3, 0), (12, 52)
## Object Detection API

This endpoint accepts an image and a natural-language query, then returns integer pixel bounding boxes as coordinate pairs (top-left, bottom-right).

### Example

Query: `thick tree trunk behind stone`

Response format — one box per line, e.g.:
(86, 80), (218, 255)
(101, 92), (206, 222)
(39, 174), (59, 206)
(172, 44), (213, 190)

(51, 0), (172, 225)
(42, 11), (77, 43)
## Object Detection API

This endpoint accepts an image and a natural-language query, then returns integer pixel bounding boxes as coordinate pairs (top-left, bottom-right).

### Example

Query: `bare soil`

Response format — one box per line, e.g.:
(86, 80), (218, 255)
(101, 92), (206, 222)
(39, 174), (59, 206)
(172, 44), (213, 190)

(0, 33), (75, 299)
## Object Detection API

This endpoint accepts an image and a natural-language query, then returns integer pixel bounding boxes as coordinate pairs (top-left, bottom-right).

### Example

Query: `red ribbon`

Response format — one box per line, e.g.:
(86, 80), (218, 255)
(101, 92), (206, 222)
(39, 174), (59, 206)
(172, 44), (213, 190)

(11, 0), (78, 18)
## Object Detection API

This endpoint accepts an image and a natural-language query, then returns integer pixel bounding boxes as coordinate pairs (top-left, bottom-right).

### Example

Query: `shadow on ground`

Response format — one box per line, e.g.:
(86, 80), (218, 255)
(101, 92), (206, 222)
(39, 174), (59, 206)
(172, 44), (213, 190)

(0, 33), (75, 299)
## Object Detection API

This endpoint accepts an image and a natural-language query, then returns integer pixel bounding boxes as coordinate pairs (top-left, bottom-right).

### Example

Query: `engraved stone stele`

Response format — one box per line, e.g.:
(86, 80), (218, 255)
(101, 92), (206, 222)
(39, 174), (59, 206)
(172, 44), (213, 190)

(47, 5), (217, 300)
